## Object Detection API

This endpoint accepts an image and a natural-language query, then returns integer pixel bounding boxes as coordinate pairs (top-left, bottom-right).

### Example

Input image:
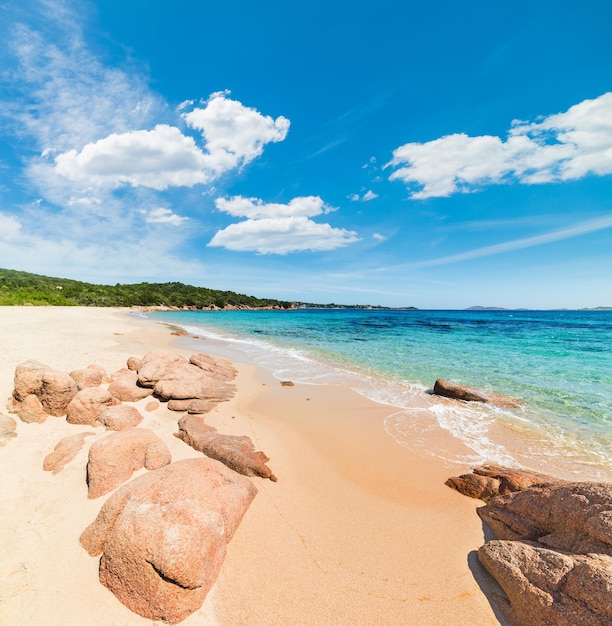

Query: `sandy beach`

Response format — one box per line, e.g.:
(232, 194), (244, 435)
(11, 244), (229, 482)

(0, 307), (504, 625)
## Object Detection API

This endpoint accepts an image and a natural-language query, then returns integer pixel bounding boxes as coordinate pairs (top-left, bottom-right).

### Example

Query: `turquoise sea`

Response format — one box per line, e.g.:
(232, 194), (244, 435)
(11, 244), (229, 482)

(146, 309), (612, 481)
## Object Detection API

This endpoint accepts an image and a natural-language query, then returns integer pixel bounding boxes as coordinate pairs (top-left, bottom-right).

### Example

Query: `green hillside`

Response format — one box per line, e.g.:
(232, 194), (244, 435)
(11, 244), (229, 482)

(0, 268), (293, 309)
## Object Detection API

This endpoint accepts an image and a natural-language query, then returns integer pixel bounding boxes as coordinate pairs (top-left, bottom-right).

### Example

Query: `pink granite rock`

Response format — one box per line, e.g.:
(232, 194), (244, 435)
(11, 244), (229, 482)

(108, 372), (153, 402)
(445, 464), (559, 502)
(189, 353), (237, 381)
(14, 394), (48, 424)
(43, 432), (95, 474)
(97, 404), (144, 431)
(38, 369), (78, 416)
(126, 356), (142, 371)
(80, 457), (257, 623)
(70, 364), (107, 390)
(137, 351), (188, 388)
(86, 429), (171, 498)
(478, 481), (612, 555)
(175, 414), (277, 481)
(145, 400), (160, 412)
(478, 540), (612, 626)
(154, 361), (236, 402)
(13, 360), (49, 401)
(66, 387), (118, 426)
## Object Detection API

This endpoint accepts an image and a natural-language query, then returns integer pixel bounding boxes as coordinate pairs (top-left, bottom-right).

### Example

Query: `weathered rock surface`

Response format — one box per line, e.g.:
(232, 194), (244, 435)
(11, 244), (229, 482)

(43, 432), (95, 474)
(478, 540), (612, 626)
(154, 361), (236, 402)
(108, 372), (153, 402)
(97, 404), (144, 431)
(478, 481), (612, 556)
(145, 400), (159, 412)
(448, 466), (612, 626)
(175, 414), (277, 481)
(13, 360), (49, 401)
(445, 464), (559, 502)
(38, 369), (78, 416)
(137, 351), (188, 388)
(126, 356), (142, 371)
(189, 352), (236, 381)
(80, 457), (257, 623)
(13, 393), (48, 423)
(0, 414), (18, 445)
(433, 378), (521, 408)
(70, 364), (107, 390)
(86, 429), (171, 498)
(167, 398), (216, 414)
(66, 387), (118, 426)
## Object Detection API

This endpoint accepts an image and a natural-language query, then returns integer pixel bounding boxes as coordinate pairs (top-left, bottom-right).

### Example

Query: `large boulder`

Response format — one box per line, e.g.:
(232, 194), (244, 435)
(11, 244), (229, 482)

(66, 387), (119, 426)
(69, 364), (108, 390)
(189, 353), (237, 381)
(478, 481), (612, 555)
(80, 457), (257, 623)
(175, 414), (277, 481)
(445, 464), (559, 502)
(108, 372), (153, 402)
(43, 432), (95, 474)
(38, 369), (78, 416)
(167, 398), (216, 414)
(478, 540), (612, 626)
(433, 378), (521, 408)
(153, 361), (236, 402)
(97, 404), (144, 431)
(13, 360), (49, 401)
(137, 351), (188, 388)
(86, 429), (171, 498)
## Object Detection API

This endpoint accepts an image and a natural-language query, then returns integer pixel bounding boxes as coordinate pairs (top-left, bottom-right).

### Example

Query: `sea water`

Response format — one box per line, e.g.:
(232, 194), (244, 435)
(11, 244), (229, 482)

(146, 308), (612, 481)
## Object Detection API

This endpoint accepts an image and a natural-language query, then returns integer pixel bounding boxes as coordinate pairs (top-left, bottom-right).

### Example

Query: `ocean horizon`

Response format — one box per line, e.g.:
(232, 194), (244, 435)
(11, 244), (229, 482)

(145, 308), (612, 482)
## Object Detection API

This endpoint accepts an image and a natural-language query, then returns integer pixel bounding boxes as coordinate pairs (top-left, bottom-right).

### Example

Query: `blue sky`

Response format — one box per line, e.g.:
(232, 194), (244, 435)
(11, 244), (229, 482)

(1, 0), (611, 308)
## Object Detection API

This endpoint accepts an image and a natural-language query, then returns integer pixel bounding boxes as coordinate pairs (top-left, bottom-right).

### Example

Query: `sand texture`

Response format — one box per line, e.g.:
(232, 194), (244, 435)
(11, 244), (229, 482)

(0, 307), (503, 625)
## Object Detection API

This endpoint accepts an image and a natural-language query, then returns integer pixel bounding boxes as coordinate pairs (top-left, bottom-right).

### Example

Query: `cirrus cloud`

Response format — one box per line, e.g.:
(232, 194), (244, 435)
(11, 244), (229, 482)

(388, 92), (612, 198)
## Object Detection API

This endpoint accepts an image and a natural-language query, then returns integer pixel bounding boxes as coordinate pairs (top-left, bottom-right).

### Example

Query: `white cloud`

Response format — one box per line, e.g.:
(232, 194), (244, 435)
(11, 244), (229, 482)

(373, 232), (386, 242)
(209, 216), (359, 254)
(54, 125), (212, 190)
(0, 212), (23, 241)
(388, 92), (612, 198)
(349, 189), (378, 202)
(210, 195), (358, 254)
(141, 207), (188, 225)
(215, 195), (332, 219)
(183, 92), (290, 175)
(53, 94), (290, 191)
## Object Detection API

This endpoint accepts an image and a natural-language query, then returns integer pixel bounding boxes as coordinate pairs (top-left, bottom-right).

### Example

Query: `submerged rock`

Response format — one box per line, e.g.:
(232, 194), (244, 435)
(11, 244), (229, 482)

(433, 378), (521, 408)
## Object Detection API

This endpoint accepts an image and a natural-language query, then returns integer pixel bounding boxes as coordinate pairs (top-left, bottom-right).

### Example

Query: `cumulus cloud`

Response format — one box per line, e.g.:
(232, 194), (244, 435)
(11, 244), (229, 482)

(388, 92), (612, 198)
(141, 207), (188, 225)
(183, 92), (290, 175)
(53, 93), (290, 190)
(210, 196), (359, 254)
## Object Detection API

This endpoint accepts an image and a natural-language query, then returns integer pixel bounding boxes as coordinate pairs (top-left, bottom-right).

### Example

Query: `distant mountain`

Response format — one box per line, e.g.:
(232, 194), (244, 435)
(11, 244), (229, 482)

(0, 268), (293, 309)
(465, 306), (509, 311)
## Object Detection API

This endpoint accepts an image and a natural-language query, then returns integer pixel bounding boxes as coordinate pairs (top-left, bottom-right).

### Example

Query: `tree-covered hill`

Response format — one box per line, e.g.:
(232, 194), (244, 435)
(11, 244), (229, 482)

(0, 268), (294, 309)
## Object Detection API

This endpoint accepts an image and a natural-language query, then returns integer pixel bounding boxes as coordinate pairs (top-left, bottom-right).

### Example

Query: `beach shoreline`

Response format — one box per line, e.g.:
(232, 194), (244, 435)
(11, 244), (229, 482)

(1, 307), (503, 625)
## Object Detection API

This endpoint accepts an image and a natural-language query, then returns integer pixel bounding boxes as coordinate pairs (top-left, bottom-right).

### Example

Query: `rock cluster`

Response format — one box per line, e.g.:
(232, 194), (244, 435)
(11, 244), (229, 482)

(7, 348), (274, 623)
(447, 465), (612, 626)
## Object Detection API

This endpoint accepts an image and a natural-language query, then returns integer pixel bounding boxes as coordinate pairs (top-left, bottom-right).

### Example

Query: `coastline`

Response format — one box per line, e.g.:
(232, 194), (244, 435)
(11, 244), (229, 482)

(1, 307), (502, 625)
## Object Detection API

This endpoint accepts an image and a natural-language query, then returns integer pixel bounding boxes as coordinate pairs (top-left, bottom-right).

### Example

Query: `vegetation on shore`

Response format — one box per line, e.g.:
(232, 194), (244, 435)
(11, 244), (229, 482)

(0, 268), (293, 309)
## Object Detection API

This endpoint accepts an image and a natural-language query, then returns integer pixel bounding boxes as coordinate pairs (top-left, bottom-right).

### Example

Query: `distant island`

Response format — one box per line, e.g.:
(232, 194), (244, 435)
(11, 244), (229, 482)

(0, 268), (293, 309)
